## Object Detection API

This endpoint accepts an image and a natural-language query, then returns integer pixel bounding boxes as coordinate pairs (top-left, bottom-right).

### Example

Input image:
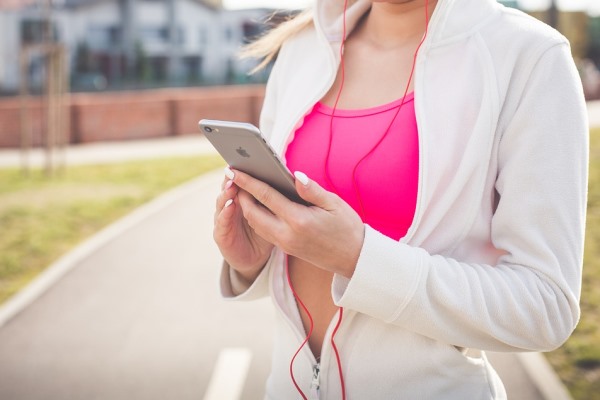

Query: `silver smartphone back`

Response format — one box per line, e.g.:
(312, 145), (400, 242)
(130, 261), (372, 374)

(199, 119), (305, 204)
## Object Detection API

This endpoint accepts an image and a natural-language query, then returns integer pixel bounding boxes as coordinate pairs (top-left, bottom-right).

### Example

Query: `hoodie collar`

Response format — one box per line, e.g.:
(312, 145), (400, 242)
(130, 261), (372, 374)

(314, 0), (501, 47)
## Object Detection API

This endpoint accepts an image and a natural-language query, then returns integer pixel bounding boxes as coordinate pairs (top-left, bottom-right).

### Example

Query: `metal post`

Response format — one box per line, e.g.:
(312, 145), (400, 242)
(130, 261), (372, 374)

(43, 0), (54, 176)
(167, 0), (181, 83)
(45, 47), (56, 176)
(19, 48), (31, 175)
(58, 46), (69, 172)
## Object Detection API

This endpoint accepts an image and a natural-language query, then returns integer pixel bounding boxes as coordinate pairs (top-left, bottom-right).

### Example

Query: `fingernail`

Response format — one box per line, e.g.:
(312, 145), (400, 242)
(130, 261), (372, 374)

(294, 171), (309, 186)
(225, 180), (234, 190)
(224, 199), (233, 208)
(224, 167), (235, 180)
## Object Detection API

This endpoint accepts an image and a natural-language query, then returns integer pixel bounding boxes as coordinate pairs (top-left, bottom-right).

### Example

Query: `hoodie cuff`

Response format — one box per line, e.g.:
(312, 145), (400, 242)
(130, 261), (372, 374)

(220, 259), (270, 301)
(331, 225), (425, 322)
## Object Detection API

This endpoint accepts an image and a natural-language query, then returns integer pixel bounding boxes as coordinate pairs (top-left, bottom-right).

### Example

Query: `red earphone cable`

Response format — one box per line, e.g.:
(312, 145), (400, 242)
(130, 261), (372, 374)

(288, 1), (429, 398)
(324, 0), (349, 194)
(322, 0), (349, 398)
(286, 256), (346, 399)
(350, 0), (430, 217)
(330, 306), (346, 399)
(286, 255), (314, 400)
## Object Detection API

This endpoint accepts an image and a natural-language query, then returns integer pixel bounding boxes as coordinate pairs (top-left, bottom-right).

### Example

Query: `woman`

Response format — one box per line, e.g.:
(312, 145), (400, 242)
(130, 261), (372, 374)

(214, 0), (588, 398)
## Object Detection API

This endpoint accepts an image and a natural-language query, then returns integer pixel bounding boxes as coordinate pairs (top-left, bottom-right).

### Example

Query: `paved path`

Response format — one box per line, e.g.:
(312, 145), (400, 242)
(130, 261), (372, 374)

(0, 171), (274, 399)
(1, 104), (591, 397)
(0, 170), (570, 399)
(0, 135), (216, 169)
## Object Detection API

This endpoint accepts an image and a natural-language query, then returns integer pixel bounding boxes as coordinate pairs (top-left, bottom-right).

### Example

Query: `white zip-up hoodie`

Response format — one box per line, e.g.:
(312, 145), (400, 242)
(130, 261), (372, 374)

(220, 0), (588, 398)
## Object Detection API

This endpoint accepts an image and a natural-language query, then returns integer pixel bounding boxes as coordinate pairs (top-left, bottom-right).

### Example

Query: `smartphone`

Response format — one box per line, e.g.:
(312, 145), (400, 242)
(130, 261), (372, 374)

(199, 119), (306, 205)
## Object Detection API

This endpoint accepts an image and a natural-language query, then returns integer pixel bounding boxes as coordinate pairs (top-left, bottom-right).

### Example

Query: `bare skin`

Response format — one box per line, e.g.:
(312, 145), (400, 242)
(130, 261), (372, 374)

(289, 0), (438, 359)
(214, 0), (437, 359)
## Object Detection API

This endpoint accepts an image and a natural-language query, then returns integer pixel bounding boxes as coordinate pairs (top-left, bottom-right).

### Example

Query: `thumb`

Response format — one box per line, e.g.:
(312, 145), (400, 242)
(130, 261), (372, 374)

(294, 171), (336, 209)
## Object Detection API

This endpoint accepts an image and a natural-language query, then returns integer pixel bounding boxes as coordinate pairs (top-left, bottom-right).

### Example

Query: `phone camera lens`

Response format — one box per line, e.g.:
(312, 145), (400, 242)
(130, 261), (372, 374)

(203, 126), (213, 133)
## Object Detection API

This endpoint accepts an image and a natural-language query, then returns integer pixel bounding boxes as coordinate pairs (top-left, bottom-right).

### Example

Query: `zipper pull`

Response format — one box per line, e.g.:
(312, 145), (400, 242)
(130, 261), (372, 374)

(310, 362), (321, 399)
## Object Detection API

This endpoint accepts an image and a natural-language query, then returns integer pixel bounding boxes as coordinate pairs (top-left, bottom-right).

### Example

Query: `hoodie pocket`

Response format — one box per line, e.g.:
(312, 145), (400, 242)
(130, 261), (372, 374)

(430, 341), (487, 379)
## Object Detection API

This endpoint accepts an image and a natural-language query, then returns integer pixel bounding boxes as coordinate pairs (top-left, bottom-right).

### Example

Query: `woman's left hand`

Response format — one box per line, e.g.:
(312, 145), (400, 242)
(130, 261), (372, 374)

(231, 169), (365, 279)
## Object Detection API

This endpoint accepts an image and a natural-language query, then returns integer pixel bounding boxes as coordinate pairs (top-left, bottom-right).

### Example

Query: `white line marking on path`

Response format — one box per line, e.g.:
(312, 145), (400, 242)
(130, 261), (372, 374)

(203, 347), (253, 400)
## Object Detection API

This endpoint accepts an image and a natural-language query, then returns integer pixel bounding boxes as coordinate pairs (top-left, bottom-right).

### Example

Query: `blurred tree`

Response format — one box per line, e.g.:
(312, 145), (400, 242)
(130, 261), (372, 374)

(134, 41), (151, 83)
(74, 41), (93, 74)
(588, 17), (600, 67)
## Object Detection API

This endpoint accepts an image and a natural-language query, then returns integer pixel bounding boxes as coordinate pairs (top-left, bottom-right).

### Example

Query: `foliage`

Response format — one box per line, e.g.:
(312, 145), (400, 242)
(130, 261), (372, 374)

(134, 41), (152, 82)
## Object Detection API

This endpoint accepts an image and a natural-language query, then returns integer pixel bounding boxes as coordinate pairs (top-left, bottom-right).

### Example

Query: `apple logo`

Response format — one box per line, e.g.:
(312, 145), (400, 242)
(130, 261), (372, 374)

(236, 147), (250, 158)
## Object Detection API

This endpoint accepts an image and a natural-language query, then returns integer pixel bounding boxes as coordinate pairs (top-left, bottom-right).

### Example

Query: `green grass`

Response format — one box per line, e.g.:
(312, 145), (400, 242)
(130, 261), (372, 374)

(544, 127), (600, 400)
(0, 155), (224, 305)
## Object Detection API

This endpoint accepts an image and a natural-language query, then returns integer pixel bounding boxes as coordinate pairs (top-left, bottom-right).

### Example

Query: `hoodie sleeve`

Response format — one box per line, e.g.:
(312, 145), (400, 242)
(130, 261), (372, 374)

(331, 42), (588, 352)
(220, 260), (271, 300)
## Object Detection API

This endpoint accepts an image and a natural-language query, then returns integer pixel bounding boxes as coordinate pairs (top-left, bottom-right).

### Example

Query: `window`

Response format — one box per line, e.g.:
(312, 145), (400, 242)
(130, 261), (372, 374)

(108, 26), (122, 45)
(199, 27), (207, 46)
(141, 27), (167, 43)
(88, 26), (121, 49)
(224, 26), (233, 42)
(141, 26), (184, 44)
(21, 19), (58, 44)
(176, 27), (185, 44)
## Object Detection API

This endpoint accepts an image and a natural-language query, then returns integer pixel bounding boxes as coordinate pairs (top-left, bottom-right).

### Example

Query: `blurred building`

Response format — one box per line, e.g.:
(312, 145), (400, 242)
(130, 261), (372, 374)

(497, 0), (518, 9)
(0, 0), (273, 94)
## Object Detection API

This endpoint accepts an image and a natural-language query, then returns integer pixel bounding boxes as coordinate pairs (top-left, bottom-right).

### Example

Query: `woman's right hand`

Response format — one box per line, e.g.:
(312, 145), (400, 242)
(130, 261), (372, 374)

(213, 167), (274, 283)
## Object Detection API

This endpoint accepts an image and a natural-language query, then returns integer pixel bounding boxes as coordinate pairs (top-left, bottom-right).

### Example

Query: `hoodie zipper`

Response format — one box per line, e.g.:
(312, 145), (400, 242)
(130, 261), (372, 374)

(271, 254), (352, 398)
(310, 362), (321, 399)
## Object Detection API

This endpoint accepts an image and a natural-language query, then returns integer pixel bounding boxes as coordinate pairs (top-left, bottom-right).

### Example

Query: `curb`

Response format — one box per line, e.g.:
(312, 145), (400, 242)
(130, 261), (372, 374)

(0, 169), (222, 329)
(0, 136), (216, 169)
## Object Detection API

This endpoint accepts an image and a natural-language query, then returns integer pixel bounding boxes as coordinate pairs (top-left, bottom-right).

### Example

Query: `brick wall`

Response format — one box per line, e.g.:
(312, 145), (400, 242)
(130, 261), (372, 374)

(0, 85), (265, 148)
(0, 99), (49, 148)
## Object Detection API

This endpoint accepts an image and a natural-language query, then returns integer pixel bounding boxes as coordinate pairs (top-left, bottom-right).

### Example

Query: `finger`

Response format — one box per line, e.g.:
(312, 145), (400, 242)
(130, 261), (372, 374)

(220, 176), (230, 191)
(214, 182), (238, 227)
(221, 166), (235, 190)
(237, 189), (284, 243)
(232, 169), (301, 218)
(213, 197), (237, 241)
(215, 180), (237, 211)
(293, 171), (337, 211)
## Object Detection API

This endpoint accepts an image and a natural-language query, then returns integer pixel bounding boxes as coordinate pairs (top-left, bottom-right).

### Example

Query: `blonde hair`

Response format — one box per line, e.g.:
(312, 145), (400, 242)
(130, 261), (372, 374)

(240, 9), (314, 73)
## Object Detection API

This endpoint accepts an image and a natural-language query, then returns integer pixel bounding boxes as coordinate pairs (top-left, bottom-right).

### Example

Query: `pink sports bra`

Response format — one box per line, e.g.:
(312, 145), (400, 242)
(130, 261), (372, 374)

(285, 93), (419, 241)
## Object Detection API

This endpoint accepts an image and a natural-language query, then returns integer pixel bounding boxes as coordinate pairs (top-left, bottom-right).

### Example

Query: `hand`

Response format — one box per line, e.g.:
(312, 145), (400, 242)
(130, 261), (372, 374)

(232, 169), (365, 278)
(213, 168), (274, 282)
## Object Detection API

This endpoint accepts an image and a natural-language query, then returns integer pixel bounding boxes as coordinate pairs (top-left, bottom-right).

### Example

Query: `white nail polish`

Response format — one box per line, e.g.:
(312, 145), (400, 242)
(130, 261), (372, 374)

(224, 167), (235, 180)
(224, 199), (233, 208)
(294, 171), (309, 186)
